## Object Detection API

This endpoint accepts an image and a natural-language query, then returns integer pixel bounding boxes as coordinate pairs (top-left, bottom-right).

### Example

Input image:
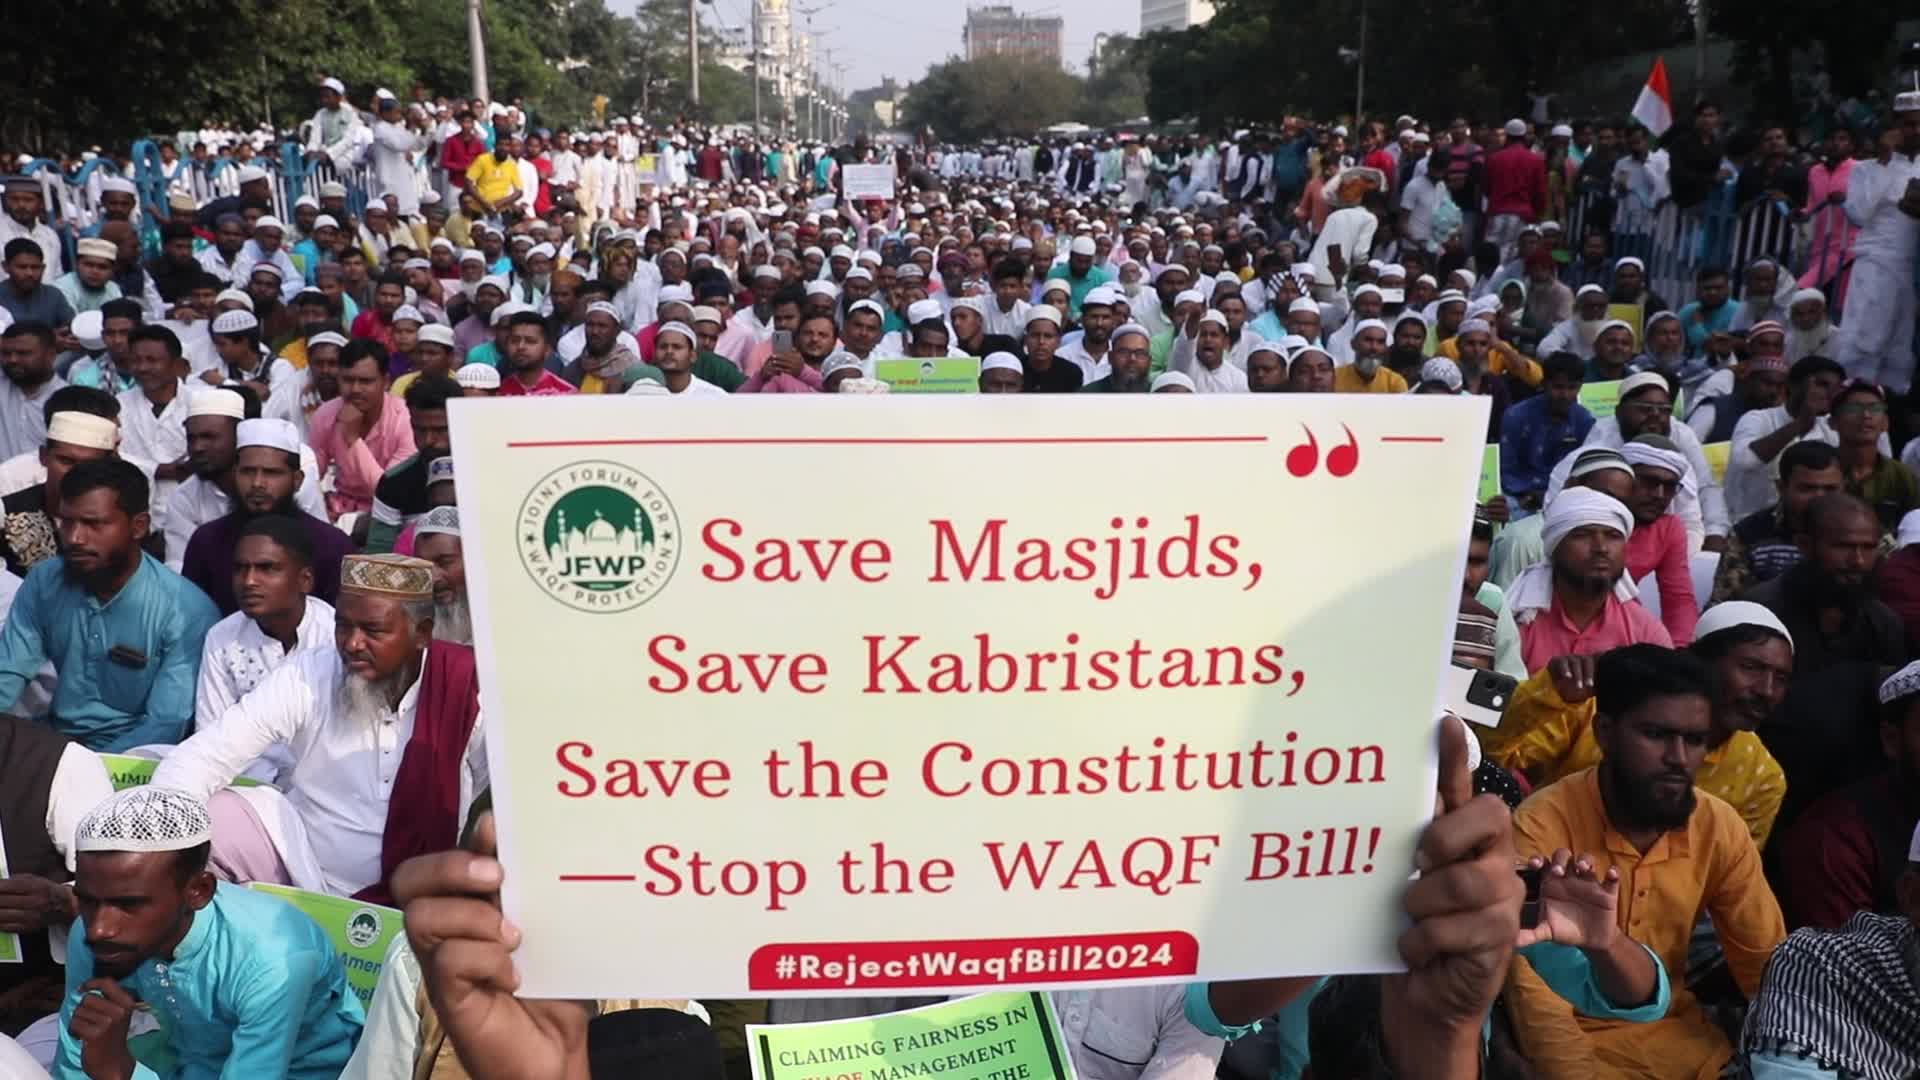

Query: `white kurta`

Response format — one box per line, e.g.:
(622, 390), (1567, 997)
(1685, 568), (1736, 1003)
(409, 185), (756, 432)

(116, 383), (191, 536)
(162, 459), (326, 572)
(370, 122), (430, 217)
(1167, 331), (1251, 393)
(152, 645), (489, 896)
(195, 597), (336, 782)
(1833, 153), (1920, 392)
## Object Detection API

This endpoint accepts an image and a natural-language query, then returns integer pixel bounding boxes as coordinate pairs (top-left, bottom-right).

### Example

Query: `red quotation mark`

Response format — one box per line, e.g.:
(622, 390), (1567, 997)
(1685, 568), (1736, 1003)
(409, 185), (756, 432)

(1285, 424), (1359, 478)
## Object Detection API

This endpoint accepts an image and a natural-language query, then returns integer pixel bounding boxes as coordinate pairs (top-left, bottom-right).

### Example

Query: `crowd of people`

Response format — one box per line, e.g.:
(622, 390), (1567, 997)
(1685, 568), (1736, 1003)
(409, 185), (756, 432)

(0, 75), (1918, 1079)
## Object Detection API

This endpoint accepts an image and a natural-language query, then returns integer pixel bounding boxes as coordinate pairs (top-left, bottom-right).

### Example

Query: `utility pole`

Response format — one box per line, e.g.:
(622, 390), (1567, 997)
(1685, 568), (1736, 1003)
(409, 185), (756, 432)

(751, 0), (761, 133)
(467, 0), (490, 101)
(689, 0), (701, 111)
(1354, 0), (1367, 121)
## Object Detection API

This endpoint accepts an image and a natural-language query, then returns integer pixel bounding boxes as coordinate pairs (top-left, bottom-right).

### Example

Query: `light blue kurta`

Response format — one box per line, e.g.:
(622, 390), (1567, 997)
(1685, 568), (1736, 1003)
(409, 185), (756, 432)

(0, 551), (219, 750)
(57, 881), (364, 1079)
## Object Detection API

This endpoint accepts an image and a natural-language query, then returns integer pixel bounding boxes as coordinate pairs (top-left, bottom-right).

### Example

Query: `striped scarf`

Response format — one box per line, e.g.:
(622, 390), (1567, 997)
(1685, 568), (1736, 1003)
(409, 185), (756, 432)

(1742, 912), (1920, 1079)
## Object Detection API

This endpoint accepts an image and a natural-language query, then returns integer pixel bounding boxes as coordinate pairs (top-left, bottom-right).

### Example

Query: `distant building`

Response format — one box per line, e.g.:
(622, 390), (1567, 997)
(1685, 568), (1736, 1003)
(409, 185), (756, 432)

(1140, 0), (1214, 34)
(963, 5), (1065, 66)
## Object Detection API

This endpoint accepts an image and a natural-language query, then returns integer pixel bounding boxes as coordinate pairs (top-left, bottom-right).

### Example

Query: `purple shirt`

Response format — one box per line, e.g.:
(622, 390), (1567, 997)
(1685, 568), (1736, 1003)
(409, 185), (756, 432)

(179, 511), (359, 616)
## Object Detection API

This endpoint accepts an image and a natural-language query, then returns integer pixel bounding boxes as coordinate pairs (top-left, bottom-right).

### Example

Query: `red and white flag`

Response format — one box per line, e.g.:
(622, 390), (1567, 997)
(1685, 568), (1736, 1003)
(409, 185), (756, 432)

(1632, 58), (1674, 137)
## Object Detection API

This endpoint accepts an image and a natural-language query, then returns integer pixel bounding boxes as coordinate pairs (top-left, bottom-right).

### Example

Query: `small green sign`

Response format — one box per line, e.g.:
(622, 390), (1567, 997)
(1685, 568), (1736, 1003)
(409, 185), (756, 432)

(100, 754), (262, 792)
(749, 991), (1077, 1080)
(1480, 444), (1501, 504)
(874, 357), (982, 394)
(251, 884), (403, 1009)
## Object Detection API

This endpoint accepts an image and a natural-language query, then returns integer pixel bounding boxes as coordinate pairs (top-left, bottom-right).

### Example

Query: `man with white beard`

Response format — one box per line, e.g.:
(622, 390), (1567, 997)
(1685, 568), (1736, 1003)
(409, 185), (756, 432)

(151, 553), (486, 905)
(412, 506), (468, 645)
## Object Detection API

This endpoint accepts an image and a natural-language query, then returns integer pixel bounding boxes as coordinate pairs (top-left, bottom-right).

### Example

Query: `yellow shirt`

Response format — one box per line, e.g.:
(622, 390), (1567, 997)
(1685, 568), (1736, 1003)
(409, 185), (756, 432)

(464, 155), (519, 206)
(1437, 335), (1544, 387)
(1485, 669), (1787, 847)
(1504, 769), (1785, 1080)
(1332, 365), (1409, 394)
(390, 370), (421, 399)
(277, 338), (310, 371)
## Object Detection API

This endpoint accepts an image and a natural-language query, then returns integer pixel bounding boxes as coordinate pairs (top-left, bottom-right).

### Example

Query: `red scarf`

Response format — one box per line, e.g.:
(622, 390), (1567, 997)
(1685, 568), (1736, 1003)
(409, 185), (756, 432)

(353, 640), (481, 906)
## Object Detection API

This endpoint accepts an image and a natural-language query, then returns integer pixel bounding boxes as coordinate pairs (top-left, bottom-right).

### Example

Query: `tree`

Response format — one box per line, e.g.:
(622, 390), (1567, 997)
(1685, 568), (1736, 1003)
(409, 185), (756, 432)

(1712, 2), (1899, 122)
(901, 56), (1083, 142)
(1078, 35), (1149, 127)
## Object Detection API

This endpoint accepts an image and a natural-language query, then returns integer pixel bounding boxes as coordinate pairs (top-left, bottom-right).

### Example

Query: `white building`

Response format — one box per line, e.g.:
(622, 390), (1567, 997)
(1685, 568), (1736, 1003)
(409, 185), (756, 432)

(1140, 0), (1214, 33)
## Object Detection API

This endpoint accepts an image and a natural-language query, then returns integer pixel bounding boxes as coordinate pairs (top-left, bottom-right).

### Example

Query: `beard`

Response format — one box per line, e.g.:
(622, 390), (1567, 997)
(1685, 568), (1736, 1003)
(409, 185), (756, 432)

(1353, 353), (1382, 379)
(433, 592), (472, 644)
(1791, 561), (1868, 609)
(239, 494), (299, 521)
(62, 546), (135, 591)
(336, 663), (420, 728)
(1601, 761), (1697, 833)
(1552, 559), (1620, 597)
(1110, 368), (1150, 392)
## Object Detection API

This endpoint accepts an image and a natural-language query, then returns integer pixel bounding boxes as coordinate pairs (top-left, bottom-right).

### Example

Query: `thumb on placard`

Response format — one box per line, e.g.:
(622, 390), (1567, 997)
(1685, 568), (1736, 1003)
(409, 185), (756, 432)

(1436, 714), (1472, 814)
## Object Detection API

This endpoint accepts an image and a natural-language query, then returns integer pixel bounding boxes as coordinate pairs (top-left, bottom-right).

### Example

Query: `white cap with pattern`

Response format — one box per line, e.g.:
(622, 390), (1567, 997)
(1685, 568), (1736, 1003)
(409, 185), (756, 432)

(76, 786), (212, 854)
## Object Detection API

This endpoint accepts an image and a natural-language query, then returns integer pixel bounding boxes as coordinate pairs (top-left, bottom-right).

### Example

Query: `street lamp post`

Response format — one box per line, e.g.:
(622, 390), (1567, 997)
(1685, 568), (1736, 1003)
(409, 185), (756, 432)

(467, 0), (489, 101)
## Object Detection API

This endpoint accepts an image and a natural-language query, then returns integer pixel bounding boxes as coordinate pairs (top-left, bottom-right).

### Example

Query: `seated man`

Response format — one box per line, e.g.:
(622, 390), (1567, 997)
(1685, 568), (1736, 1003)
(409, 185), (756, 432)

(1506, 487), (1671, 674)
(1741, 492), (1904, 679)
(1711, 440), (1844, 603)
(0, 715), (115, 1034)
(365, 375), (461, 555)
(0, 460), (219, 750)
(1, 407), (122, 579)
(1741, 821), (1920, 1078)
(1774, 661), (1920, 929)
(1489, 447), (1635, 590)
(55, 786), (363, 1078)
(1499, 351), (1593, 513)
(179, 418), (355, 615)
(1543, 370), (1727, 552)
(1486, 601), (1793, 848)
(152, 554), (486, 903)
(1725, 355), (1850, 524)
(412, 507), (468, 645)
(1832, 379), (1920, 531)
(1503, 644), (1786, 1077)
(1622, 434), (1701, 645)
(161, 388), (325, 571)
(194, 515), (336, 782)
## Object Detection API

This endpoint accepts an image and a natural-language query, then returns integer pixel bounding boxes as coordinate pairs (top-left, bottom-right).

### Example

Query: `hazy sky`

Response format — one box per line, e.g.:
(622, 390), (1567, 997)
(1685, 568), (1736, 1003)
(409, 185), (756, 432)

(681, 0), (1141, 94)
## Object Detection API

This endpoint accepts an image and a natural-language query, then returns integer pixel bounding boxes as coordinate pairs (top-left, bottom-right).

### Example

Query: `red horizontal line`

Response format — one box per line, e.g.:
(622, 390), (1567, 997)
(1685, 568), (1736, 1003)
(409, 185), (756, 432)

(508, 436), (1270, 448)
(1379, 436), (1446, 443)
(558, 874), (637, 882)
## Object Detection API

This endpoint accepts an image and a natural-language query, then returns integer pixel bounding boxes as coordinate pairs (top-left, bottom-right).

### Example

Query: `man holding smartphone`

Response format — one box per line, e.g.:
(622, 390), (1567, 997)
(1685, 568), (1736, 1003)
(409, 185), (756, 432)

(1833, 92), (1920, 394)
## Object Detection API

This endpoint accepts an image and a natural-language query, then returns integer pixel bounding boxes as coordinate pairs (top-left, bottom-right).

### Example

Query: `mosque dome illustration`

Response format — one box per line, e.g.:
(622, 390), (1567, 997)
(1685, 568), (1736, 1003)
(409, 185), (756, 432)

(543, 486), (656, 588)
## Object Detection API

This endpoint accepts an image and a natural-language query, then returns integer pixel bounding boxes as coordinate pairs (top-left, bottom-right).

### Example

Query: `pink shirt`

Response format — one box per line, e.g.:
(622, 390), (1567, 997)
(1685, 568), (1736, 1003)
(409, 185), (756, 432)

(1626, 514), (1699, 646)
(498, 369), (578, 397)
(310, 396), (417, 520)
(1519, 591), (1673, 674)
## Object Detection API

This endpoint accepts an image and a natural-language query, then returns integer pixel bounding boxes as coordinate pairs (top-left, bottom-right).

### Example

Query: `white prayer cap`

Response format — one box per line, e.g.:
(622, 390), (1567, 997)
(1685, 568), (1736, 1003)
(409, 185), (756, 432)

(1287, 297), (1320, 315)
(456, 364), (501, 391)
(1614, 256), (1645, 272)
(1082, 286), (1119, 308)
(1151, 371), (1196, 393)
(1039, 278), (1070, 298)
(1352, 318), (1389, 337)
(1410, 131), (1432, 144)
(489, 301), (527, 327)
(70, 311), (106, 351)
(1352, 285), (1383, 300)
(1435, 289), (1468, 306)
(428, 457), (455, 486)
(47, 411), (119, 451)
(248, 261), (284, 283)
(526, 242), (556, 260)
(1618, 371), (1669, 401)
(211, 310), (258, 335)
(1174, 288), (1205, 307)
(430, 237), (455, 252)
(76, 786), (212, 854)
(845, 267), (874, 284)
(1070, 236), (1097, 256)
(907, 299), (944, 325)
(981, 352), (1023, 375)
(188, 388), (247, 420)
(1504, 118), (1527, 136)
(1196, 310), (1229, 330)
(237, 417), (301, 454)
(403, 258), (431, 272)
(656, 320), (697, 346)
(822, 352), (867, 378)
(752, 264), (780, 281)
(99, 176), (137, 196)
(253, 215), (286, 233)
(1011, 237), (1034, 251)
(418, 324), (455, 348)
(1574, 284), (1607, 302)
(1595, 318), (1636, 341)
(1899, 509), (1920, 550)
(318, 181), (348, 199)
(1290, 262), (1318, 280)
(387, 305), (423, 326)
(856, 249), (883, 266)
(1419, 358), (1463, 392)
(1248, 340), (1286, 359)
(829, 244), (855, 260)
(415, 506), (460, 539)
(1450, 269), (1479, 290)
(1468, 295), (1503, 318)
(1882, 659), (1920, 705)
(1026, 304), (1062, 328)
(688, 305), (725, 327)
(476, 274), (510, 296)
(1789, 288), (1826, 309)
(1275, 334), (1311, 354)
(458, 248), (486, 266)
(847, 299), (887, 321)
(293, 194), (319, 210)
(307, 331), (348, 349)
(658, 283), (694, 304)
(235, 165), (269, 185)
(1894, 91), (1920, 114)
(1457, 318), (1494, 338)
(1691, 600), (1793, 652)
(584, 300), (621, 320)
(1550, 123), (1574, 138)
(75, 238), (117, 263)
(320, 76), (346, 94)
(804, 280), (838, 298)
(1150, 263), (1190, 283)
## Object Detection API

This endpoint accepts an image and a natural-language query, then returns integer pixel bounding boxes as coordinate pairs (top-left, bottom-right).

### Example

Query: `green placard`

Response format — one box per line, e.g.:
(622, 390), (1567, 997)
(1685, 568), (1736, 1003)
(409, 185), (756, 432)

(874, 357), (982, 394)
(748, 991), (1078, 1080)
(1579, 379), (1623, 420)
(250, 884), (403, 1009)
(0, 837), (18, 964)
(101, 754), (263, 791)
(1480, 444), (1501, 504)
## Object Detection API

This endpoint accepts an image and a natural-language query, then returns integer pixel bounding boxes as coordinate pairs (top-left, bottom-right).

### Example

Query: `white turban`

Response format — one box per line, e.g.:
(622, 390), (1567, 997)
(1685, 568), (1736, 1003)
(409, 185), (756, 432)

(1621, 439), (1693, 490)
(1508, 488), (1639, 619)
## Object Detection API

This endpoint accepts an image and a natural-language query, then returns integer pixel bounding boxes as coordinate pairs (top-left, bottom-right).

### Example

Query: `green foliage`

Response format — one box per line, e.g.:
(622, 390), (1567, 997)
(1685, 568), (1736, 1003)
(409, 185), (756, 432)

(2, 0), (808, 151)
(1711, 1), (1899, 122)
(1079, 35), (1150, 127)
(902, 56), (1085, 142)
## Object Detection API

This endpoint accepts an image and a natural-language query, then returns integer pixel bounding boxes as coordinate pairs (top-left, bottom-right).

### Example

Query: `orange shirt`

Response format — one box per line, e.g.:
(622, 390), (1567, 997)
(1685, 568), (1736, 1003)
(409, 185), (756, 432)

(1503, 769), (1785, 1079)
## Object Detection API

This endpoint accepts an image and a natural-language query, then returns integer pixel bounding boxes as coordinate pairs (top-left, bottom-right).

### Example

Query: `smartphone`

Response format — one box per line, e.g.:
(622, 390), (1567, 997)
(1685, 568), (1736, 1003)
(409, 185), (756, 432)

(772, 329), (793, 354)
(1517, 864), (1542, 931)
(1440, 662), (1518, 728)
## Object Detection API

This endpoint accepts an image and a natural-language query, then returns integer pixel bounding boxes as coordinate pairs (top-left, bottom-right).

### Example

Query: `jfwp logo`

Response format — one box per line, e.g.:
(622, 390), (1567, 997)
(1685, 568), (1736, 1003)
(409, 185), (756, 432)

(518, 461), (681, 613)
(345, 908), (383, 949)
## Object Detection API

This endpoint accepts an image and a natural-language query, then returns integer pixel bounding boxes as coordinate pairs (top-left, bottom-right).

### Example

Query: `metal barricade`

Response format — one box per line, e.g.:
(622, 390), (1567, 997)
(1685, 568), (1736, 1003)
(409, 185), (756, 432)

(1795, 202), (1854, 311)
(1729, 197), (1795, 277)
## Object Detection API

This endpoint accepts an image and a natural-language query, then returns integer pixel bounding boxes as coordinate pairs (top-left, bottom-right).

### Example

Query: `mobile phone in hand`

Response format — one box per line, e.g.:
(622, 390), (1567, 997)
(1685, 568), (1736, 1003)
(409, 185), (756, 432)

(1518, 864), (1543, 931)
(772, 329), (794, 354)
